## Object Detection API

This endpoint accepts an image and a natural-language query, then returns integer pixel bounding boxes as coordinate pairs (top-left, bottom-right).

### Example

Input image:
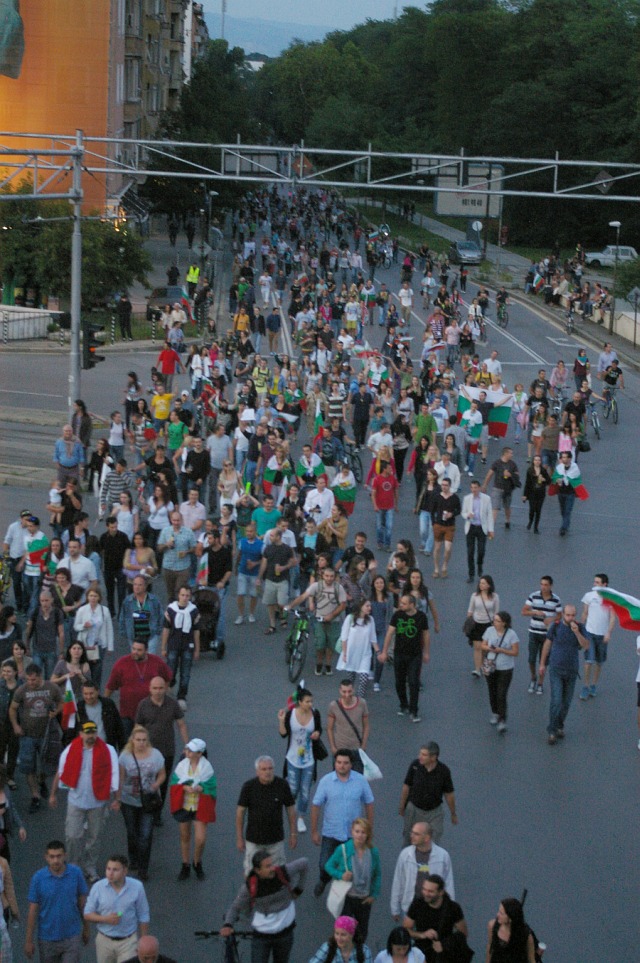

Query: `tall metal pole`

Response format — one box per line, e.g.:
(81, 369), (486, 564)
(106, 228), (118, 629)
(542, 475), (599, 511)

(221, 0), (226, 39)
(69, 129), (84, 416)
(609, 220), (621, 333)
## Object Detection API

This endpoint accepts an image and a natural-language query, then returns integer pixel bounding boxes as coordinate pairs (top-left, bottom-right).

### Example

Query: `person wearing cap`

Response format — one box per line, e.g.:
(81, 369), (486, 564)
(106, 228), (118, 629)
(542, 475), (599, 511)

(49, 721), (119, 885)
(84, 854), (150, 963)
(309, 914), (372, 963)
(220, 849), (308, 962)
(168, 739), (216, 881)
(2, 509), (31, 613)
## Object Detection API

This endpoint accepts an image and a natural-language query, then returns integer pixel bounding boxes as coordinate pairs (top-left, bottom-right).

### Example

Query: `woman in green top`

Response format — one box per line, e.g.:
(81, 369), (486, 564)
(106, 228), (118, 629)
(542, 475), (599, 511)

(166, 410), (189, 456)
(324, 818), (381, 940)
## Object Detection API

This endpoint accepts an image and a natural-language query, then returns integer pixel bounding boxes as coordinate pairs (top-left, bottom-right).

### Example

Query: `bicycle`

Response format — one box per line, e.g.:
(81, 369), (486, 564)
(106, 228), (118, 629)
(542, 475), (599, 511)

(195, 930), (253, 963)
(283, 607), (310, 682)
(588, 402), (601, 440)
(497, 302), (509, 328)
(550, 385), (570, 420)
(602, 385), (620, 424)
(564, 302), (576, 334)
(344, 443), (363, 483)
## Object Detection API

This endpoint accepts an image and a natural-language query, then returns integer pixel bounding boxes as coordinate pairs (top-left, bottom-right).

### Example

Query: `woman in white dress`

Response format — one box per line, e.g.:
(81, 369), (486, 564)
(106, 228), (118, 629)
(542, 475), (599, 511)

(337, 599), (379, 697)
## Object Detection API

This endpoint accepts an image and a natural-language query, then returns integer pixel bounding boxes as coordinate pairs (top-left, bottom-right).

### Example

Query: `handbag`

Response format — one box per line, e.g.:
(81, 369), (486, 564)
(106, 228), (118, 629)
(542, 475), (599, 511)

(578, 438), (591, 452)
(326, 845), (351, 918)
(313, 737), (329, 762)
(462, 615), (475, 637)
(482, 629), (507, 677)
(133, 753), (163, 814)
(358, 748), (382, 781)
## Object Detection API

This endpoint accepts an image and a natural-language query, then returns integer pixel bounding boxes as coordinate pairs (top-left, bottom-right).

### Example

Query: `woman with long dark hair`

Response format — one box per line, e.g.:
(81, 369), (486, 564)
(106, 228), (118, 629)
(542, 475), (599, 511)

(374, 926), (425, 963)
(415, 467), (440, 557)
(391, 416), (412, 482)
(277, 687), (322, 834)
(466, 575), (500, 678)
(337, 600), (378, 697)
(522, 455), (551, 534)
(485, 897), (537, 962)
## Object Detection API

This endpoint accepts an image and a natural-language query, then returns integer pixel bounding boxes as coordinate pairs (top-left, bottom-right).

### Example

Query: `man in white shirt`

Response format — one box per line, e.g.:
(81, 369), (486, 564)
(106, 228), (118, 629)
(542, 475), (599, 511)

(59, 539), (98, 596)
(398, 281), (414, 326)
(434, 452), (461, 494)
(303, 477), (335, 524)
(461, 480), (494, 583)
(580, 573), (616, 699)
(483, 350), (502, 377)
(367, 423), (392, 455)
(49, 721), (119, 885)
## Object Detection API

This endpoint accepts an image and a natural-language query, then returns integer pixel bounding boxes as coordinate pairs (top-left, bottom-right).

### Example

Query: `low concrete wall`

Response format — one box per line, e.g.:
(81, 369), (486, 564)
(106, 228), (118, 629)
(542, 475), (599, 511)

(1, 308), (59, 342)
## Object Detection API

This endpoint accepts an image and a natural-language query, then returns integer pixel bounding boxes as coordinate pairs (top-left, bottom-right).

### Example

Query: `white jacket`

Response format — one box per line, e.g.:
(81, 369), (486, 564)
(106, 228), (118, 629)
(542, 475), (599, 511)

(390, 844), (455, 917)
(461, 491), (494, 535)
(73, 603), (114, 653)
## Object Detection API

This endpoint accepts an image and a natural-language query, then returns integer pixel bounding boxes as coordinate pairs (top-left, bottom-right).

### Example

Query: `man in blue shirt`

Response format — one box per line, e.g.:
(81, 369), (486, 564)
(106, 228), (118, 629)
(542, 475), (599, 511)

(235, 522), (263, 624)
(310, 749), (374, 897)
(26, 839), (89, 962)
(84, 855), (150, 963)
(540, 604), (589, 745)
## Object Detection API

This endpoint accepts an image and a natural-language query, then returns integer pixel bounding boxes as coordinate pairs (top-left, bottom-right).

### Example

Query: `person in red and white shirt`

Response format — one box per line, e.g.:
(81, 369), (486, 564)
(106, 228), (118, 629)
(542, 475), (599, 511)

(371, 462), (399, 551)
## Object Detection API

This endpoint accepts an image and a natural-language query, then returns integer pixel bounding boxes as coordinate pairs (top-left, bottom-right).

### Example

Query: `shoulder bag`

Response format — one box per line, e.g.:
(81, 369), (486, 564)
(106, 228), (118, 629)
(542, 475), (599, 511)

(482, 629), (507, 677)
(326, 844), (351, 917)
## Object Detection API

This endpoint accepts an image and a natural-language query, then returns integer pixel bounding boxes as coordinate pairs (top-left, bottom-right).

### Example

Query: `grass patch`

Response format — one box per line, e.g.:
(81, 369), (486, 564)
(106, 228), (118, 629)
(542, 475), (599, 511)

(351, 202), (451, 255)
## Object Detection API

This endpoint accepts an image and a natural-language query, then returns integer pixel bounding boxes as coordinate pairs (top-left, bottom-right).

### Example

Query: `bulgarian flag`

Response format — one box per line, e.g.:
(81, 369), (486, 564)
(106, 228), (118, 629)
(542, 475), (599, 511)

(296, 457), (326, 482)
(457, 391), (483, 454)
(314, 398), (324, 436)
(596, 588), (640, 631)
(332, 474), (357, 516)
(61, 678), (77, 731)
(533, 273), (545, 293)
(262, 456), (293, 495)
(548, 463), (589, 499)
(457, 386), (513, 439)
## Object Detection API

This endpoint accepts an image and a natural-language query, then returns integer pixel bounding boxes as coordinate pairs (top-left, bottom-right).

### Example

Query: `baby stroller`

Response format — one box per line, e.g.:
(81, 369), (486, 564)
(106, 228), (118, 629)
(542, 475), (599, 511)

(193, 587), (223, 659)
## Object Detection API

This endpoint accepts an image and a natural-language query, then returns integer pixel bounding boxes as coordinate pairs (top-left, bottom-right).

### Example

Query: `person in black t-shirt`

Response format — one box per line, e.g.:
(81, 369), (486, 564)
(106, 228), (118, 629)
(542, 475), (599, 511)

(404, 875), (468, 963)
(399, 743), (457, 845)
(236, 755), (296, 875)
(379, 594), (430, 722)
(341, 533), (375, 573)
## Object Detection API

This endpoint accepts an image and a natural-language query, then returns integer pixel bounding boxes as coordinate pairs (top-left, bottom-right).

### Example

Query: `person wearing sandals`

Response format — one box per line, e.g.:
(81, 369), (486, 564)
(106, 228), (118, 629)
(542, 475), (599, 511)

(169, 738), (216, 882)
(278, 688), (323, 835)
(324, 818), (381, 941)
(465, 576), (500, 679)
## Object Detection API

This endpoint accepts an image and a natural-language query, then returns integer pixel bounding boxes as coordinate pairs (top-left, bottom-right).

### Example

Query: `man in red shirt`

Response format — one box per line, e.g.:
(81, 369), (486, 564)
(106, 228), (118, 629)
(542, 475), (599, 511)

(371, 461), (399, 551)
(156, 342), (185, 392)
(104, 640), (171, 739)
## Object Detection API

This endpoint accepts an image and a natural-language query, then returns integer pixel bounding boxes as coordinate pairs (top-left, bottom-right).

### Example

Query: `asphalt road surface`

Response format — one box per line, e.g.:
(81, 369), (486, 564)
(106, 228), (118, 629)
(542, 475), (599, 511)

(0, 258), (638, 963)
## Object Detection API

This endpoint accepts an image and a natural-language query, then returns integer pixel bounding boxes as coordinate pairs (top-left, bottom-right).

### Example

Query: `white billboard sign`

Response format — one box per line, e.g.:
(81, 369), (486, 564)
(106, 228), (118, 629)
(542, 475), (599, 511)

(434, 163), (504, 218)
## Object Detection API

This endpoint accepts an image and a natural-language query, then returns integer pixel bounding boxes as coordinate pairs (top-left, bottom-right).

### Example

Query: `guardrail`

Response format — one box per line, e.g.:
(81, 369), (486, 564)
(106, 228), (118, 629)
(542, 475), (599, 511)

(1, 309), (62, 342)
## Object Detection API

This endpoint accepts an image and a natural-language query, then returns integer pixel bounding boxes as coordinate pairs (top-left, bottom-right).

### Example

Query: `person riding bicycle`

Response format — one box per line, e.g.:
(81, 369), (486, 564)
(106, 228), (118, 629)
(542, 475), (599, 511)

(496, 287), (508, 310)
(602, 359), (624, 401)
(549, 361), (570, 401)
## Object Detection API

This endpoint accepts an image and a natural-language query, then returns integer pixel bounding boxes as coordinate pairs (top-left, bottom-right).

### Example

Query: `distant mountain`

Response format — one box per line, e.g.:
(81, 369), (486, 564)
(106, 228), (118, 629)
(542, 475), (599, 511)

(204, 13), (330, 57)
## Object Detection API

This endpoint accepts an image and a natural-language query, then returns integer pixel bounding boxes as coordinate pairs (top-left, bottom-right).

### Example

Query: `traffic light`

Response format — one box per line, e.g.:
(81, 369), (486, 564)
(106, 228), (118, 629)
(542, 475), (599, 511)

(82, 318), (106, 369)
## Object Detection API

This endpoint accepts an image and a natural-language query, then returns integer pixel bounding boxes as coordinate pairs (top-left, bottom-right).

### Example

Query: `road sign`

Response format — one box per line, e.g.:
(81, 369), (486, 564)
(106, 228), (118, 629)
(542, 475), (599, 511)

(594, 170), (613, 194)
(472, 220), (483, 232)
(626, 286), (640, 302)
(434, 163), (504, 218)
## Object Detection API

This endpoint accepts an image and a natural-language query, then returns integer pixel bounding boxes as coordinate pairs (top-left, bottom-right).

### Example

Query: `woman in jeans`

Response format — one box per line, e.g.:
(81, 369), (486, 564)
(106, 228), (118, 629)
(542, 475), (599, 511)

(370, 577), (394, 694)
(117, 726), (165, 881)
(466, 575), (500, 679)
(414, 468), (440, 557)
(480, 612), (519, 734)
(278, 688), (322, 834)
(324, 818), (381, 941)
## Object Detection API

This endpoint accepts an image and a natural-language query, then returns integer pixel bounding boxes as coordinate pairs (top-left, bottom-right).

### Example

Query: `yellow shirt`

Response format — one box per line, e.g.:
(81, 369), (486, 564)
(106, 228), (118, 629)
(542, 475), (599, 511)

(151, 393), (173, 421)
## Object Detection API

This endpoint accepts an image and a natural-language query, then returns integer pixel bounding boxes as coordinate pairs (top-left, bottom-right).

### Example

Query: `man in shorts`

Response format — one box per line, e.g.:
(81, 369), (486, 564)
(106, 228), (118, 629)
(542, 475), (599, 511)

(481, 446), (520, 530)
(521, 575), (562, 695)
(580, 573), (616, 699)
(257, 529), (297, 634)
(286, 567), (347, 676)
(235, 523), (263, 625)
(10, 663), (62, 813)
(430, 478), (461, 579)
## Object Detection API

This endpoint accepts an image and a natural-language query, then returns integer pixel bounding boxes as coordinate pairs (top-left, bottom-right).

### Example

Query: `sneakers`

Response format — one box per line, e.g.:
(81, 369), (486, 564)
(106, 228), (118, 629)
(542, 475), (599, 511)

(297, 817), (307, 833)
(28, 797), (40, 814)
(536, 684), (543, 696)
(527, 681), (536, 694)
(248, 614), (256, 623)
(411, 713), (421, 723)
(579, 686), (589, 700)
(178, 699), (187, 711)
(505, 522), (511, 530)
(373, 683), (380, 693)
(497, 721), (507, 733)
(315, 665), (323, 676)
(471, 669), (481, 678)
(193, 862), (205, 881)
(323, 666), (333, 676)
(547, 734), (557, 745)
(397, 707), (409, 716)
(556, 728), (565, 739)
(234, 615), (245, 625)
(177, 863), (191, 881)
(490, 713), (499, 725)
(589, 685), (597, 697)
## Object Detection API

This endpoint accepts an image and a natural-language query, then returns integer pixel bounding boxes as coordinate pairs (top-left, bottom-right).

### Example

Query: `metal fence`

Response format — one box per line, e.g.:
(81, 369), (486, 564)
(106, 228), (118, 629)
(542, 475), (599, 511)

(1, 309), (62, 342)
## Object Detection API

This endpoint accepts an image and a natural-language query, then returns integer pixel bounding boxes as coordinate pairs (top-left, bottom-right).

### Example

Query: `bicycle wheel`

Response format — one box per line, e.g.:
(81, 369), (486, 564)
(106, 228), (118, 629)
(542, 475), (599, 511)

(350, 451), (363, 483)
(284, 632), (294, 664)
(591, 411), (601, 439)
(502, 310), (509, 328)
(602, 398), (610, 419)
(612, 398), (618, 424)
(288, 632), (308, 683)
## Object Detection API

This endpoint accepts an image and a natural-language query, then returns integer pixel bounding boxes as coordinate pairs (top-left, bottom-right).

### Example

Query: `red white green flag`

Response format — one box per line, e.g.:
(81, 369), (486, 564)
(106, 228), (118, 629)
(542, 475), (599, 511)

(596, 588), (640, 631)
(548, 463), (589, 500)
(61, 678), (77, 731)
(456, 387), (513, 438)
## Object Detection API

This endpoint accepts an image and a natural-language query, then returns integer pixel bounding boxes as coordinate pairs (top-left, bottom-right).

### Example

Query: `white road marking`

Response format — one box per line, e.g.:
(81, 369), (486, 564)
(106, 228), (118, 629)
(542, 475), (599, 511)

(0, 389), (64, 398)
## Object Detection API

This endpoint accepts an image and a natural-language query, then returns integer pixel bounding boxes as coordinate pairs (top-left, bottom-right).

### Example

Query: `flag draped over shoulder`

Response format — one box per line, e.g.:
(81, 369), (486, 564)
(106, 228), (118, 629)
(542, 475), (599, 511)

(548, 463), (589, 499)
(262, 456), (293, 495)
(457, 386), (513, 439)
(596, 588), (640, 630)
(331, 471), (357, 516)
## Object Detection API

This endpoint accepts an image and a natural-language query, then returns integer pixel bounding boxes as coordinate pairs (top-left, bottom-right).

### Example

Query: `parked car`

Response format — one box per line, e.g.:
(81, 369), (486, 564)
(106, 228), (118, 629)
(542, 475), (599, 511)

(145, 285), (193, 321)
(448, 240), (483, 265)
(584, 245), (638, 269)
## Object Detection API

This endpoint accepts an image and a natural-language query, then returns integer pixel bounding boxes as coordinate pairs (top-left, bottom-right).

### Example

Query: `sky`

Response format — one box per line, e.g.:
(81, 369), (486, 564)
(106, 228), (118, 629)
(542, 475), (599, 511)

(202, 0), (418, 32)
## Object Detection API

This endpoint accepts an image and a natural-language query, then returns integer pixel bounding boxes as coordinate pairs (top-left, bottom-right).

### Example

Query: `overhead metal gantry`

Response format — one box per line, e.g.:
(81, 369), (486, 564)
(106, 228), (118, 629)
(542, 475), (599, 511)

(2, 132), (640, 203)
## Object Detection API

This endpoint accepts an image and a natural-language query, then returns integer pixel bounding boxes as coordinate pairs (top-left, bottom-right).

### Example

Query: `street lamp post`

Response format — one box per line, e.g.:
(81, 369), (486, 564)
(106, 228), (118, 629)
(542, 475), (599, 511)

(609, 219), (621, 333)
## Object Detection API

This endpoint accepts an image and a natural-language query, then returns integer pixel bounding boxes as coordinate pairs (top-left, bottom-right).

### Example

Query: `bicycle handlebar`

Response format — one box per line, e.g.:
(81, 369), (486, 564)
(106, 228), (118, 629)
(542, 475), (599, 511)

(195, 930), (254, 939)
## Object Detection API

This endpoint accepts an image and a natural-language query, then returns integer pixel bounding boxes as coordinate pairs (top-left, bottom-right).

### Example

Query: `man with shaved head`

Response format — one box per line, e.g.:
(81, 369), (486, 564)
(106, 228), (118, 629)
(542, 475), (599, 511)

(123, 934), (177, 963)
